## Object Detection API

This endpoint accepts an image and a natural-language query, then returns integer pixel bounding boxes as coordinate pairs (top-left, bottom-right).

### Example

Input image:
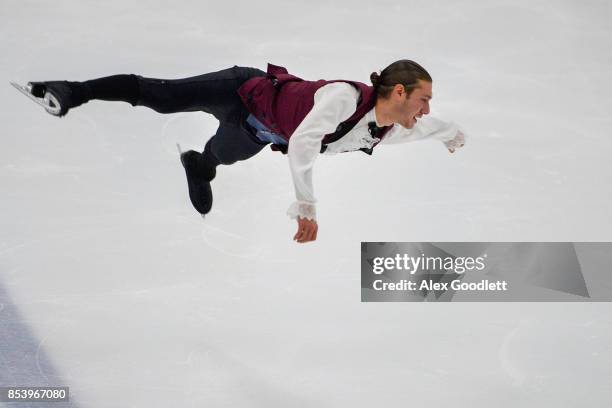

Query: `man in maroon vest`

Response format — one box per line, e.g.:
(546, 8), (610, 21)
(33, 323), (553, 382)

(19, 60), (464, 244)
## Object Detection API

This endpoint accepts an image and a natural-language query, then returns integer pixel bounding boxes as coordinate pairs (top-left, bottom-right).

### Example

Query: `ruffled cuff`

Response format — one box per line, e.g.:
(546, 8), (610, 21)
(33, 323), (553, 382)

(443, 130), (466, 151)
(287, 201), (317, 221)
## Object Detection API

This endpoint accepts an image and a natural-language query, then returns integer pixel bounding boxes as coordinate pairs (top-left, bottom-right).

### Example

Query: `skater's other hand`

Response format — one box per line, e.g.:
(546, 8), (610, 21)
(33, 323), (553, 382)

(294, 217), (318, 243)
(446, 131), (465, 153)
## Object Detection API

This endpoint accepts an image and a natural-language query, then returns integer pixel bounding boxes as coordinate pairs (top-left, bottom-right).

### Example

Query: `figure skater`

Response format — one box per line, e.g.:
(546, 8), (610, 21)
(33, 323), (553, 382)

(13, 60), (465, 243)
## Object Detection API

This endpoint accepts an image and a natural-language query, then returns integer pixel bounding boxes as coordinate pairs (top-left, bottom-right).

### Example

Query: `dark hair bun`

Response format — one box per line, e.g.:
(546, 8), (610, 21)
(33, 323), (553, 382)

(370, 72), (380, 87)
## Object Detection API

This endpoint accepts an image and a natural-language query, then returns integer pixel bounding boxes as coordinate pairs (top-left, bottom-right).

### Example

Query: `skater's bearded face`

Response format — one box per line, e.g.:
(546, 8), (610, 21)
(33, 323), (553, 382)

(394, 80), (432, 129)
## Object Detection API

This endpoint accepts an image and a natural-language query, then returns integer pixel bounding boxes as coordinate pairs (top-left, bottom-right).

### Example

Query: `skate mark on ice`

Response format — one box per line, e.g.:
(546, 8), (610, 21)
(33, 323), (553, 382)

(498, 318), (531, 387)
(35, 335), (52, 384)
(198, 219), (293, 264)
(200, 223), (263, 260)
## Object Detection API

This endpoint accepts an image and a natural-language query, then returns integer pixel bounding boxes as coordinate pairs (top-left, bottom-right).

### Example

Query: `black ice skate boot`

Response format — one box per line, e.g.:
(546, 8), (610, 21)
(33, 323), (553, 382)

(27, 81), (91, 117)
(180, 150), (217, 215)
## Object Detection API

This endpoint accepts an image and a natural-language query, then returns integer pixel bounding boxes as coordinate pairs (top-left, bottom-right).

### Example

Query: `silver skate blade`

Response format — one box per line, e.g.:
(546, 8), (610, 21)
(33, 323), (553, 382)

(10, 81), (61, 116)
(177, 143), (186, 167)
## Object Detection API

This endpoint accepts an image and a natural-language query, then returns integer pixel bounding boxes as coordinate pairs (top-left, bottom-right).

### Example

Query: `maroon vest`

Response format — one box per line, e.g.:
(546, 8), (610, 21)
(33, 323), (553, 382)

(237, 63), (393, 154)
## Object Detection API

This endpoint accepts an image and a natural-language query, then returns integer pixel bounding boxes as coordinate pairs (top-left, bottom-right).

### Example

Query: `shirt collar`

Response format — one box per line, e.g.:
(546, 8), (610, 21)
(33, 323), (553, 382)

(364, 107), (382, 127)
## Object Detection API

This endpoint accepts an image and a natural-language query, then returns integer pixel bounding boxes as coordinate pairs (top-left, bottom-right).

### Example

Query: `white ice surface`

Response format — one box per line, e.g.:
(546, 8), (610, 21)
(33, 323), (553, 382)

(1, 0), (612, 407)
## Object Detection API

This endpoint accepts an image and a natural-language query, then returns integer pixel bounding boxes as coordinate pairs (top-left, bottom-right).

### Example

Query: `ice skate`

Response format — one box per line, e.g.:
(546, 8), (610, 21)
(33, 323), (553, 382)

(10, 80), (84, 117)
(177, 144), (216, 217)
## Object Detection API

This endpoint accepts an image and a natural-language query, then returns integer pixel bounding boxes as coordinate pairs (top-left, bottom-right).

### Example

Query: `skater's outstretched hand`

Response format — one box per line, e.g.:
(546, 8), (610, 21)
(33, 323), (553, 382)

(446, 131), (466, 153)
(293, 217), (318, 243)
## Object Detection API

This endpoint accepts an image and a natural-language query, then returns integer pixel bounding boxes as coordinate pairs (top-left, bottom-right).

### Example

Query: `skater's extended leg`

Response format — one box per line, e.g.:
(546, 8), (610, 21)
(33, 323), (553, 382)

(26, 66), (265, 118)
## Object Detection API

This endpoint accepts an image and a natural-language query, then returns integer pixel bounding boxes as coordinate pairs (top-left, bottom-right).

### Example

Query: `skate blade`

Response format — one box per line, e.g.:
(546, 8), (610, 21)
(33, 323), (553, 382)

(10, 81), (61, 116)
(177, 143), (187, 167)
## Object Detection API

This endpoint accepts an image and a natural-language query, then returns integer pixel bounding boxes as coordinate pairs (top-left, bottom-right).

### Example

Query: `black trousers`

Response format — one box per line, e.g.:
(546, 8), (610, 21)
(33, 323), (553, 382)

(82, 65), (268, 166)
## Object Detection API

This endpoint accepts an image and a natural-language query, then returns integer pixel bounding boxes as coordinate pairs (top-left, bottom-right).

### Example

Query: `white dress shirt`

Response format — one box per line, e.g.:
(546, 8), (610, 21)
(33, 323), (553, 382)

(286, 82), (465, 221)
